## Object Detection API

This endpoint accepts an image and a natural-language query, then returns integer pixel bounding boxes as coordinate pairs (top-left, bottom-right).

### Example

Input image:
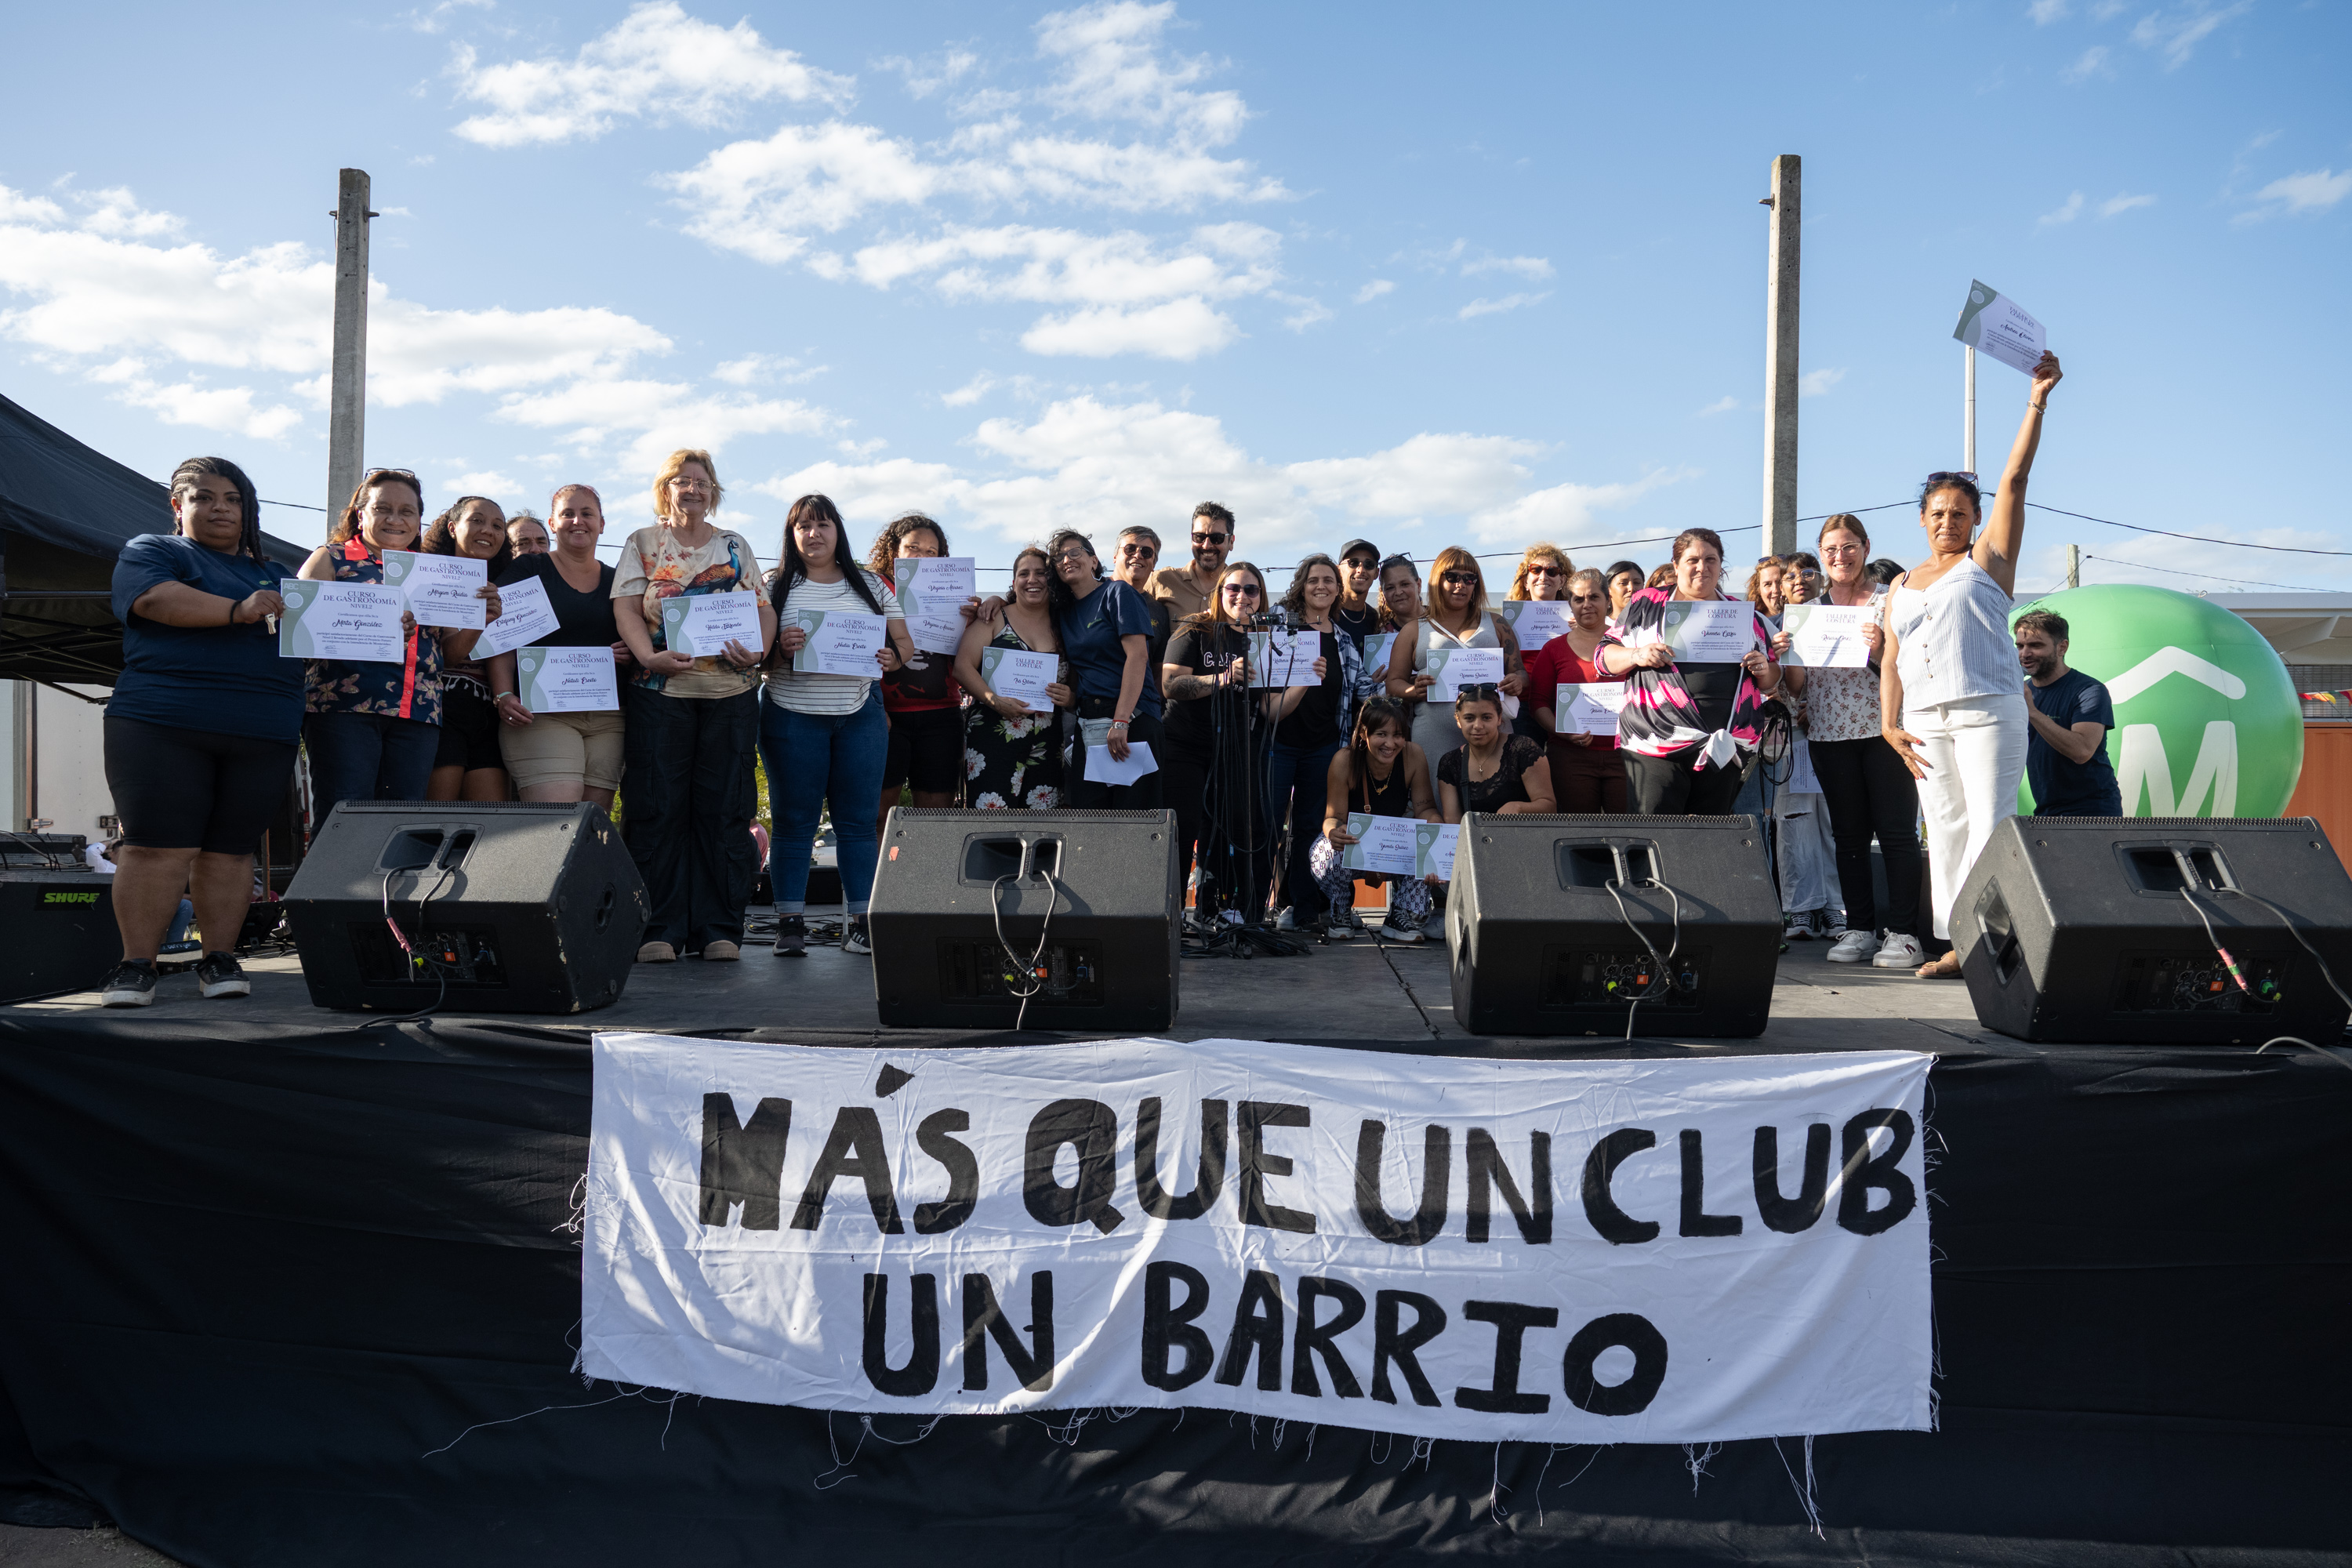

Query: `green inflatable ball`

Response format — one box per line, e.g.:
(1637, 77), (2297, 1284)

(2009, 584), (2302, 818)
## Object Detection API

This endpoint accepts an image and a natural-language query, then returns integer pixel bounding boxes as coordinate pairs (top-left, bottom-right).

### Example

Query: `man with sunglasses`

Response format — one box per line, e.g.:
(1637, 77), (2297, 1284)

(1149, 502), (1236, 621)
(1116, 526), (1175, 677)
(1334, 538), (1382, 649)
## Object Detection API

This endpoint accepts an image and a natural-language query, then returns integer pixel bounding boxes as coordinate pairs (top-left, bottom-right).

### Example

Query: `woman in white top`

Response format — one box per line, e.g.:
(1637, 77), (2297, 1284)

(1882, 350), (2063, 977)
(1384, 545), (1526, 763)
(760, 493), (917, 960)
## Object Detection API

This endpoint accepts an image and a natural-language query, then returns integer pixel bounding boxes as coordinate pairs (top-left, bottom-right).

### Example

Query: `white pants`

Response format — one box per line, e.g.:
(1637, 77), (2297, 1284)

(1905, 693), (2027, 939)
(1773, 790), (1836, 913)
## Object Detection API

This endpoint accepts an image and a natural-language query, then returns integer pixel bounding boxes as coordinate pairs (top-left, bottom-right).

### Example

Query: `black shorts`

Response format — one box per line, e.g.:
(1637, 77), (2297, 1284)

(883, 705), (965, 796)
(434, 683), (506, 773)
(103, 715), (297, 855)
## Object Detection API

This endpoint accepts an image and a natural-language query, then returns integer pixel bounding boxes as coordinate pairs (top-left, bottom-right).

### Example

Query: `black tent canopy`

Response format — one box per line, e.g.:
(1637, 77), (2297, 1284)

(0, 390), (308, 688)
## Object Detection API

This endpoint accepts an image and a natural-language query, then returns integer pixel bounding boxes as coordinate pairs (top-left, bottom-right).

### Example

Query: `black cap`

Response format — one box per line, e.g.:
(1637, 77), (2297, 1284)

(1339, 538), (1380, 561)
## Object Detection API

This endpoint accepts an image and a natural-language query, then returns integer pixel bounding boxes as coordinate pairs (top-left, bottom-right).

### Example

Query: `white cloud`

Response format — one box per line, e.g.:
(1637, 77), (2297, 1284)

(2129, 2), (2252, 69)
(711, 352), (822, 385)
(1697, 396), (1740, 417)
(1277, 295), (1332, 332)
(1461, 254), (1554, 281)
(2028, 0), (2069, 22)
(837, 437), (888, 459)
(494, 378), (835, 474)
(85, 358), (302, 441)
(1466, 470), (1691, 550)
(1033, 0), (1247, 143)
(2060, 45), (2111, 82)
(1353, 278), (1395, 304)
(2039, 191), (2085, 225)
(877, 49), (978, 98)
(2099, 191), (2158, 216)
(1021, 297), (1237, 358)
(405, 0), (492, 35)
(446, 470), (524, 497)
(1459, 292), (1549, 320)
(1798, 367), (1846, 397)
(448, 1), (854, 148)
(942, 372), (999, 406)
(2245, 168), (2352, 218)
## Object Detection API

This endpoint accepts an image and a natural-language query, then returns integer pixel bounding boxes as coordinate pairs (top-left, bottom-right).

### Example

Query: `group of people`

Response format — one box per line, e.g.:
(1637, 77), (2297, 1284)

(96, 350), (2089, 1000)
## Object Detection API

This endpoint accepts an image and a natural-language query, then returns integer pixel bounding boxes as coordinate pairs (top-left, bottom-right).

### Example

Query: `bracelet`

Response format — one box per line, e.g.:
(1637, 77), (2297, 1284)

(1109, 719), (1131, 730)
(2029, 402), (2047, 412)
(494, 691), (517, 702)
(227, 597), (239, 626)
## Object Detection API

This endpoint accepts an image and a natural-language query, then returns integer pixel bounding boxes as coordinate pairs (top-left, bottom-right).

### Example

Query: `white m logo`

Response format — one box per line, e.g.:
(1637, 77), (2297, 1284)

(2118, 721), (2238, 816)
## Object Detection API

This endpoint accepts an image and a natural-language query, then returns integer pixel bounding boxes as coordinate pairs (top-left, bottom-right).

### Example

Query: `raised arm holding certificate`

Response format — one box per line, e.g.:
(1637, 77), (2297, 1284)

(383, 550), (487, 630)
(277, 579), (405, 662)
(518, 646), (621, 713)
(1780, 603), (1873, 668)
(472, 576), (561, 659)
(662, 593), (767, 660)
(1658, 599), (1753, 662)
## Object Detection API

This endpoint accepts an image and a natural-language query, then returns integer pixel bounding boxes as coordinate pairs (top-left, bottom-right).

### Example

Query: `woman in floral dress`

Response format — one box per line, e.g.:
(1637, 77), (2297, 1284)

(953, 546), (1072, 810)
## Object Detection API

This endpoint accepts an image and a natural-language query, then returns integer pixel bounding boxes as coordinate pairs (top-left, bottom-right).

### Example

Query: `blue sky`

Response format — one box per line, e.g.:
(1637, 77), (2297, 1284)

(2, 0), (2346, 592)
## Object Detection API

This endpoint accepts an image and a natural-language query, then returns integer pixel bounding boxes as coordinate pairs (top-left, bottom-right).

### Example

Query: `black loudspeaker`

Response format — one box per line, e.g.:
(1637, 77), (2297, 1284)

(1446, 812), (1781, 1038)
(868, 808), (1180, 1030)
(283, 802), (648, 1013)
(1953, 815), (2352, 1044)
(0, 869), (117, 1004)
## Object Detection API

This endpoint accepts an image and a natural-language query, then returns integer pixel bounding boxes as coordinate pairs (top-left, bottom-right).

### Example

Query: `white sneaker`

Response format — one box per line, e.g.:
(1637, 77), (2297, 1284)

(1871, 932), (1927, 969)
(1826, 929), (1881, 964)
(1274, 907), (1299, 932)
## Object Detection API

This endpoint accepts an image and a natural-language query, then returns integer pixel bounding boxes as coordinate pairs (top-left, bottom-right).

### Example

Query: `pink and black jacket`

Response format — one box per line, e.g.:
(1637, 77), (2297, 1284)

(1598, 586), (1777, 767)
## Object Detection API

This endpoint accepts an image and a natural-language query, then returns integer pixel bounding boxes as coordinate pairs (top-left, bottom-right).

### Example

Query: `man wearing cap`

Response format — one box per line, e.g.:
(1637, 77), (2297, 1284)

(1333, 539), (1381, 648)
(1149, 503), (1235, 621)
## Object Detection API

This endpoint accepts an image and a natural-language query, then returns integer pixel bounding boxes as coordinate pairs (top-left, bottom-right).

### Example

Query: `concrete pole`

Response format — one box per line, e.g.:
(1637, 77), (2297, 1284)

(328, 169), (374, 519)
(1964, 345), (1978, 474)
(2066, 543), (2080, 590)
(1761, 155), (1801, 557)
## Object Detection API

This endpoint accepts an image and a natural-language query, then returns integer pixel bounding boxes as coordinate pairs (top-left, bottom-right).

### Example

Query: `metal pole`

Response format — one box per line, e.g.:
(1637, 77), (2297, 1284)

(1761, 155), (1801, 557)
(1963, 344), (1977, 474)
(328, 169), (374, 519)
(2066, 543), (2080, 590)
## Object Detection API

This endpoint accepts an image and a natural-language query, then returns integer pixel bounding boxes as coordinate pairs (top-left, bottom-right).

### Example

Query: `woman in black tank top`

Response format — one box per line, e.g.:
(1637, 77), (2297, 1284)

(1308, 697), (1440, 942)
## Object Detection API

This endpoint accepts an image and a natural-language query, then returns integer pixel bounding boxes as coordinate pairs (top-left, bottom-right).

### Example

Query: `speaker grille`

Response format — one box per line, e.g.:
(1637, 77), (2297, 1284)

(1467, 812), (1759, 827)
(889, 808), (1171, 824)
(2021, 816), (2318, 829)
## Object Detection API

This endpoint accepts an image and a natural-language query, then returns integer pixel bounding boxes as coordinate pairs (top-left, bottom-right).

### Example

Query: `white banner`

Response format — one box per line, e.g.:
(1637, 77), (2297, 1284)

(584, 1034), (1933, 1445)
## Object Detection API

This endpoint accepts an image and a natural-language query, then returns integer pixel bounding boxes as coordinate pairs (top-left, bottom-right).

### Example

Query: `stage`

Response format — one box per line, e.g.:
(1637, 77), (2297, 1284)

(2, 931), (2349, 1566)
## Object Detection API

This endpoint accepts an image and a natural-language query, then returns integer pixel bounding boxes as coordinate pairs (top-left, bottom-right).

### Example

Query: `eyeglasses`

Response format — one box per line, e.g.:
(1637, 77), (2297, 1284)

(1925, 470), (1978, 487)
(1820, 543), (1867, 557)
(1118, 543), (1159, 558)
(1051, 551), (1091, 567)
(1221, 583), (1261, 598)
(1192, 532), (1229, 546)
(1440, 571), (1478, 587)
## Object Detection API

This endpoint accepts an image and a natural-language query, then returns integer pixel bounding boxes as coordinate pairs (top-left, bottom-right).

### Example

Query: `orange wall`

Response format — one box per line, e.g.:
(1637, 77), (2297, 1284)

(2285, 723), (2352, 870)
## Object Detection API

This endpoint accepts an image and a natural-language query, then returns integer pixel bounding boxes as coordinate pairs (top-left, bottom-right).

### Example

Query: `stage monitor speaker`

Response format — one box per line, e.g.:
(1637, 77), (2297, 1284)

(1, 869), (117, 1004)
(868, 808), (1180, 1031)
(1952, 815), (2352, 1044)
(1446, 812), (1780, 1039)
(283, 802), (647, 1014)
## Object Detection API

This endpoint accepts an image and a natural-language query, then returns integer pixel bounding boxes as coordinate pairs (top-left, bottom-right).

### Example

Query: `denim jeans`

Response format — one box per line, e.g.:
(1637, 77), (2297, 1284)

(303, 712), (440, 808)
(1265, 737), (1341, 919)
(620, 684), (761, 951)
(760, 688), (888, 913)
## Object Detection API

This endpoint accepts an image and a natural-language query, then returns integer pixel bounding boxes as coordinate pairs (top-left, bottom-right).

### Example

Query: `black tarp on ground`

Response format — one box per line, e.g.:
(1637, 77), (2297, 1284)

(1, 1014), (2347, 1567)
(0, 391), (307, 684)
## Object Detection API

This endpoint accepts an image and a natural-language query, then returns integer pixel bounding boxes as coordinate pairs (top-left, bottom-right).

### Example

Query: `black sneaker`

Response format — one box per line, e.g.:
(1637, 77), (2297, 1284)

(194, 952), (251, 1000)
(842, 916), (873, 956)
(98, 960), (158, 1007)
(772, 915), (808, 957)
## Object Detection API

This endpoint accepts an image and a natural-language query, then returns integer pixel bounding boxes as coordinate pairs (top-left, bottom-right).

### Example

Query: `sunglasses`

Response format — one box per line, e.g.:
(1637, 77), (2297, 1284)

(1192, 532), (1230, 546)
(1440, 571), (1478, 586)
(1221, 583), (1262, 598)
(361, 466), (418, 483)
(1925, 470), (1978, 487)
(1118, 543), (1159, 557)
(1343, 556), (1379, 570)
(1524, 564), (1564, 576)
(1455, 683), (1504, 700)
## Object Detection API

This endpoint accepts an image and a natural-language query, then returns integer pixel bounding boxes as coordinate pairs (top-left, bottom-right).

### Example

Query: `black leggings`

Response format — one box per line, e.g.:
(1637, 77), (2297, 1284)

(1809, 735), (1923, 938)
(104, 716), (296, 853)
(1623, 746), (1746, 815)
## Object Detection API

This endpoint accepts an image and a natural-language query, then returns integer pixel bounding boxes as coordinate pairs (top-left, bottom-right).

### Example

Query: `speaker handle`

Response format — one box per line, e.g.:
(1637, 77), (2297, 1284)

(1018, 837), (1040, 884)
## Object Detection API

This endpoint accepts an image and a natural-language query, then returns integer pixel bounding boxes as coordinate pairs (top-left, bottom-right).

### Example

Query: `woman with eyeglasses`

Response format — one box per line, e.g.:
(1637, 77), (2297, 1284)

(1883, 350), (2064, 978)
(1384, 546), (1526, 769)
(1527, 568), (1628, 812)
(1793, 513), (1923, 971)
(867, 513), (966, 841)
(1437, 686), (1555, 823)
(299, 469), (499, 808)
(1266, 554), (1360, 934)
(419, 495), (515, 804)
(612, 448), (775, 964)
(1050, 528), (1163, 809)
(1161, 562), (1298, 923)
(1595, 526), (1784, 815)
(956, 545), (1074, 818)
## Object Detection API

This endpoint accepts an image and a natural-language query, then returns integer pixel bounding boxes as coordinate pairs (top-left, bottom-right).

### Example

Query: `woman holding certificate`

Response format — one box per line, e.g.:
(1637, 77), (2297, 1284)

(1882, 350), (2063, 978)
(762, 493), (917, 960)
(1160, 563), (1284, 924)
(1595, 527), (1784, 815)
(956, 547), (1073, 814)
(1313, 698), (1439, 944)
(1526, 568), (1628, 812)
(1050, 529), (1164, 810)
(1383, 546), (1525, 764)
(419, 495), (514, 803)
(868, 514), (967, 839)
(612, 449), (775, 964)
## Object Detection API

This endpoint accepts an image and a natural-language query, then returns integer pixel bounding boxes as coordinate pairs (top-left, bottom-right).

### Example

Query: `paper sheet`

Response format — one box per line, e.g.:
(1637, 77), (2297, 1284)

(665, 593), (768, 659)
(894, 557), (978, 657)
(1780, 603), (1872, 668)
(786, 609), (885, 676)
(382, 550), (488, 630)
(276, 579), (405, 662)
(472, 576), (561, 659)
(978, 646), (1058, 713)
(519, 645), (621, 713)
(1424, 645), (1504, 701)
(1340, 813), (1417, 877)
(1082, 739), (1158, 785)
(1557, 681), (1627, 736)
(1953, 278), (2047, 377)
(1658, 600), (1752, 662)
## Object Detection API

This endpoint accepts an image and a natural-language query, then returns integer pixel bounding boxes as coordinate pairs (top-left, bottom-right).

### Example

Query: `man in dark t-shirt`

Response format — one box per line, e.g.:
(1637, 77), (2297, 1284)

(2016, 609), (2123, 817)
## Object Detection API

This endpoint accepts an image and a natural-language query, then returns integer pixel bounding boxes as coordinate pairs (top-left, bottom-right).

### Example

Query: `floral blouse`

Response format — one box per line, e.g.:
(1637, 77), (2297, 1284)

(1597, 586), (1777, 766)
(1795, 585), (1887, 743)
(303, 538), (442, 725)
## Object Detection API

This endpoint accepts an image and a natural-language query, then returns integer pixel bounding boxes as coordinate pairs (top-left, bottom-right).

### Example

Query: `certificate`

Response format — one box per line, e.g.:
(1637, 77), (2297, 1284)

(277, 579), (405, 662)
(382, 549), (486, 630)
(517, 646), (620, 713)
(1340, 813), (1418, 877)
(1414, 822), (1461, 883)
(663, 593), (768, 659)
(1497, 600), (1574, 650)
(1423, 645), (1504, 701)
(1556, 681), (1627, 736)
(1779, 603), (1873, 668)
(893, 557), (977, 657)
(784, 608), (884, 676)
(1248, 627), (1320, 688)
(472, 576), (561, 659)
(1658, 600), (1753, 662)
(1361, 631), (1398, 682)
(979, 646), (1057, 713)
(1953, 278), (2047, 377)
(1082, 739), (1159, 786)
